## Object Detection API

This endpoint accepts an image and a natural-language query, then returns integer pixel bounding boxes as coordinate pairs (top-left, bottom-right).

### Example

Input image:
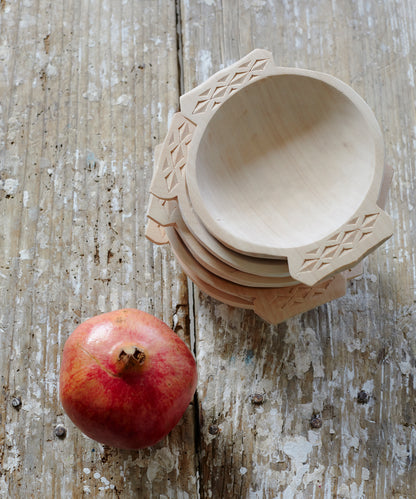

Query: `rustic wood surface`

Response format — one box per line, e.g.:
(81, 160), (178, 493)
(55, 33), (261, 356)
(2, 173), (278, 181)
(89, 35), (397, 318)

(0, 0), (415, 497)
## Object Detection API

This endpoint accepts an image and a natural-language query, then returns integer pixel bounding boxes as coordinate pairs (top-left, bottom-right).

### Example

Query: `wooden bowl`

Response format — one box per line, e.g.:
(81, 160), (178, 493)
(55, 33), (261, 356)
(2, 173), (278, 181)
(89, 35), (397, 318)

(180, 50), (393, 286)
(146, 218), (368, 324)
(147, 159), (392, 290)
(147, 193), (298, 286)
(148, 144), (293, 278)
(165, 226), (348, 325)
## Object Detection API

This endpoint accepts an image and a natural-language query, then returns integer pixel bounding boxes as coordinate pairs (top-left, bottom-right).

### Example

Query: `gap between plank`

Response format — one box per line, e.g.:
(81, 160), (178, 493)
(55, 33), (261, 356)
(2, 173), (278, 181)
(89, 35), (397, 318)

(175, 0), (185, 96)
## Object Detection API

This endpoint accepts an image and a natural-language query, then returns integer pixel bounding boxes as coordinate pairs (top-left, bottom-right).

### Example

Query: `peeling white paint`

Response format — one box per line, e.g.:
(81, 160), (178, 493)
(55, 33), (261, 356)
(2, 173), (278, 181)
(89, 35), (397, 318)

(2, 452), (20, 473)
(243, 0), (266, 7)
(19, 248), (33, 260)
(337, 483), (350, 497)
(283, 436), (313, 464)
(408, 63), (415, 87)
(19, 14), (36, 28)
(284, 327), (324, 378)
(82, 82), (102, 102)
(362, 467), (370, 480)
(146, 447), (177, 482)
(2, 178), (19, 195)
(151, 36), (163, 46)
(46, 63), (57, 77)
(115, 94), (132, 106)
(197, 50), (212, 83)
(0, 45), (10, 62)
(0, 476), (8, 496)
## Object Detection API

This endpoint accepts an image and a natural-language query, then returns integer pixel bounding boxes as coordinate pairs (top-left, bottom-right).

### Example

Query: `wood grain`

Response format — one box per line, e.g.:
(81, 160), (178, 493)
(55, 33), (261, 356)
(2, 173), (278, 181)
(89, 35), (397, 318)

(0, 0), (197, 497)
(1, 0), (416, 498)
(180, 0), (416, 497)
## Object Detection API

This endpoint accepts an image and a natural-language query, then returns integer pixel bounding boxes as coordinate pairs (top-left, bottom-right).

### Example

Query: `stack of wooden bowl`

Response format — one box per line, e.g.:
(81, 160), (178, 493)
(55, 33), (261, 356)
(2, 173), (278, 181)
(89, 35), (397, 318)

(146, 49), (393, 324)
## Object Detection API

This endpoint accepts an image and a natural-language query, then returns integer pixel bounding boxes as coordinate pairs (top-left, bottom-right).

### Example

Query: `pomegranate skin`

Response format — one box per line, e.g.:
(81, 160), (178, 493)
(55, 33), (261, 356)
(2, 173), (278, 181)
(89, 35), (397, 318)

(59, 308), (197, 449)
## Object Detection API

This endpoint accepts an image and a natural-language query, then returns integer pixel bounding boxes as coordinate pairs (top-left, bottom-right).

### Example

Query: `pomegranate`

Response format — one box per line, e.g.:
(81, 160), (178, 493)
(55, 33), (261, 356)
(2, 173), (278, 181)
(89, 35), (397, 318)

(59, 308), (197, 449)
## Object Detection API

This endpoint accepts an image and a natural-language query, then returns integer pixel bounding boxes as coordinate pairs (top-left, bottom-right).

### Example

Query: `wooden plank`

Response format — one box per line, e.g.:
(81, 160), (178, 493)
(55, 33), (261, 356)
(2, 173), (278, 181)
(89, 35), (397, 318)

(0, 0), (198, 497)
(2, 0), (416, 497)
(180, 0), (416, 497)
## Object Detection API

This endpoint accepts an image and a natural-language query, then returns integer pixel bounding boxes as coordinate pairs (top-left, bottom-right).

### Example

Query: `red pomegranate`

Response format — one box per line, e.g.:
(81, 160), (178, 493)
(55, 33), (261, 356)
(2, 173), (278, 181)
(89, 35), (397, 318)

(59, 308), (197, 449)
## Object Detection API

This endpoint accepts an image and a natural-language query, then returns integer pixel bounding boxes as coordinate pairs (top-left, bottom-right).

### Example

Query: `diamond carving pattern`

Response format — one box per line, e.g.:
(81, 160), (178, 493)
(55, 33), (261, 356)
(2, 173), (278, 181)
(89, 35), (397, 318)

(162, 117), (196, 193)
(192, 57), (271, 115)
(269, 279), (334, 311)
(298, 213), (380, 273)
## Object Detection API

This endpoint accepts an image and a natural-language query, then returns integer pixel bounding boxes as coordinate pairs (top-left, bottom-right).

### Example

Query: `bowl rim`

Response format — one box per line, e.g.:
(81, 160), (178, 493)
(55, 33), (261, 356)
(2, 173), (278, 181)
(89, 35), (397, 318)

(165, 225), (349, 324)
(184, 66), (385, 257)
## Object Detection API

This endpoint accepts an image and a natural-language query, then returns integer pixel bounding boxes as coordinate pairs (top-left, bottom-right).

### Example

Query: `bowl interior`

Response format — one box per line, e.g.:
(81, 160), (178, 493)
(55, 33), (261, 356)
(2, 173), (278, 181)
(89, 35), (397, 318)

(195, 74), (377, 249)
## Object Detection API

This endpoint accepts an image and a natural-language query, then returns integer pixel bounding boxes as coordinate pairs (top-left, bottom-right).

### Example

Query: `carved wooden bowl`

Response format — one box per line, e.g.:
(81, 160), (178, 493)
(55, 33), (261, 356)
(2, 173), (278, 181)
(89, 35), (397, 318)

(149, 49), (393, 287)
(148, 145), (294, 280)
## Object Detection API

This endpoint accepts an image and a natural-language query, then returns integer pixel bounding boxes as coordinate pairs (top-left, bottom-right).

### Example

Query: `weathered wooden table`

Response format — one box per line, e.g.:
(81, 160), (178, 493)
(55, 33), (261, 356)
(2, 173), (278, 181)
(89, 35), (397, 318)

(1, 1), (415, 497)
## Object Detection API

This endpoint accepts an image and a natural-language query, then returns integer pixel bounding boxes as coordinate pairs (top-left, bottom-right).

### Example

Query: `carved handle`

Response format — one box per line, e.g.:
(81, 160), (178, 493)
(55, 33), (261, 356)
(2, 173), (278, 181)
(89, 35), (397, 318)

(146, 194), (181, 227)
(150, 113), (196, 200)
(180, 49), (274, 121)
(145, 219), (169, 245)
(288, 206), (393, 286)
(252, 273), (347, 324)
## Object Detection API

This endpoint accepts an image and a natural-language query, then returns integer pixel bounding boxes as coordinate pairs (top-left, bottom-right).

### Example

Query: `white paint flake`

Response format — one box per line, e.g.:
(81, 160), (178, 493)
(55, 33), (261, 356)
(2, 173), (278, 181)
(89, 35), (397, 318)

(2, 178), (19, 195)
(115, 94), (132, 106)
(83, 82), (102, 102)
(283, 436), (313, 464)
(197, 50), (212, 83)
(146, 448), (177, 482)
